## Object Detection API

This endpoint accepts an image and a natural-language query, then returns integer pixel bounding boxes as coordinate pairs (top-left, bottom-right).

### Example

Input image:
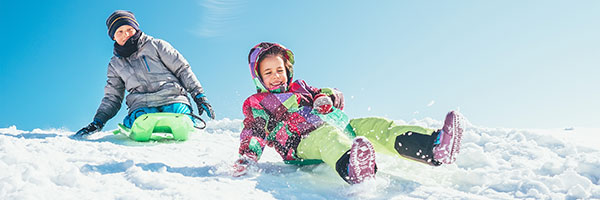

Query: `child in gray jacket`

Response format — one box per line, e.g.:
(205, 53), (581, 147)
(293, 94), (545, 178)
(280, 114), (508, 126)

(75, 10), (214, 136)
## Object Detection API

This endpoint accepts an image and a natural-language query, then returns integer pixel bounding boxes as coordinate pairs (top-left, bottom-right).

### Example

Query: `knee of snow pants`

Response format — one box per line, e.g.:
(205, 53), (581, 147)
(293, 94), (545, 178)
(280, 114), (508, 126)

(296, 124), (353, 171)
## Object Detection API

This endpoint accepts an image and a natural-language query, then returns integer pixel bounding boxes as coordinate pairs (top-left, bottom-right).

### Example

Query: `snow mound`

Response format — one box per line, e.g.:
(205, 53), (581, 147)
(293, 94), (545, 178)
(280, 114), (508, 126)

(1, 120), (599, 199)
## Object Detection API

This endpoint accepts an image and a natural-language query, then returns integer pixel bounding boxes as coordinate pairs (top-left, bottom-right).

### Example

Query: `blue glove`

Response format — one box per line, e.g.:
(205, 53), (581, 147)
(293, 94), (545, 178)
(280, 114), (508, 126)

(194, 93), (215, 119)
(74, 119), (104, 137)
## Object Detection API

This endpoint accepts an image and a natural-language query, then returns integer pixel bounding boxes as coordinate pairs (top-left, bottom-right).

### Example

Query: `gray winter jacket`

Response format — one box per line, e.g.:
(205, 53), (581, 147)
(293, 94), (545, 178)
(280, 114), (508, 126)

(93, 33), (204, 123)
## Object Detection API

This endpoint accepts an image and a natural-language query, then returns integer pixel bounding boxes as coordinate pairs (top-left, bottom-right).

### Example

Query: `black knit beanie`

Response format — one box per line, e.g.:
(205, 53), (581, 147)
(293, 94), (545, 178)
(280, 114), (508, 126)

(106, 10), (140, 40)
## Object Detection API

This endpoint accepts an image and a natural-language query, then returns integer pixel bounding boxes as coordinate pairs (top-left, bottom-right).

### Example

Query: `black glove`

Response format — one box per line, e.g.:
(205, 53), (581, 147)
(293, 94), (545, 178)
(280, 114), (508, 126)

(74, 119), (104, 137)
(194, 93), (215, 119)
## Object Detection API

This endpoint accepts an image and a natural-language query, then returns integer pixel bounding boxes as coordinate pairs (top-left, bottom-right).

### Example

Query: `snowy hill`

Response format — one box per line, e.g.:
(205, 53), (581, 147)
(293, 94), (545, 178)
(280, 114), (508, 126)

(1, 118), (599, 199)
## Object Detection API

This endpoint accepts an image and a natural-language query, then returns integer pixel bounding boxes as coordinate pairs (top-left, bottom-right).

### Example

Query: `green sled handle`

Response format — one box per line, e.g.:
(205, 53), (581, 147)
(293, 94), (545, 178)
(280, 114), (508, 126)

(112, 113), (207, 142)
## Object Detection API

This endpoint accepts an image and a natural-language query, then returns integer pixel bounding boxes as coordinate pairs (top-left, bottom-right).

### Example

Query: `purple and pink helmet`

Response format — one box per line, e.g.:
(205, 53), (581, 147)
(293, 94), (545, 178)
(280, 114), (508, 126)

(248, 42), (295, 93)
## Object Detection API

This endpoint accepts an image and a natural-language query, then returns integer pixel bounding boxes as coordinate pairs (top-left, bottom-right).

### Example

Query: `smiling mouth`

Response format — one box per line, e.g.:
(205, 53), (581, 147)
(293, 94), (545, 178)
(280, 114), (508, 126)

(269, 82), (283, 88)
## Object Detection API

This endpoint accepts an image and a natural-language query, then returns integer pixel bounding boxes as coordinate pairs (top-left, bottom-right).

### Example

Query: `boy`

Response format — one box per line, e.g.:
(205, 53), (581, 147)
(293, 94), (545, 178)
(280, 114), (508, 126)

(75, 10), (214, 136)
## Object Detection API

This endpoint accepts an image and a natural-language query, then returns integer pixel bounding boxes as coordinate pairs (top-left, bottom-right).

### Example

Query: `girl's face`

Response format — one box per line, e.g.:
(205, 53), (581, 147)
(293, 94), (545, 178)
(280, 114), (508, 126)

(113, 25), (137, 46)
(258, 55), (288, 90)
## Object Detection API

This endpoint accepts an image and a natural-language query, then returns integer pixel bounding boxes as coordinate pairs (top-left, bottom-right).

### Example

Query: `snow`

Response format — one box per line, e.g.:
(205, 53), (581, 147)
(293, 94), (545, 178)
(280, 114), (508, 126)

(1, 118), (599, 199)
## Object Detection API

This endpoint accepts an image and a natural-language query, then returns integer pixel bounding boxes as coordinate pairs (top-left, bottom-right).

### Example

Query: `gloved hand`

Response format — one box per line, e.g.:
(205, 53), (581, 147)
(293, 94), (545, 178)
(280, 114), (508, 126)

(232, 157), (255, 177)
(313, 94), (333, 114)
(74, 119), (104, 137)
(194, 93), (215, 119)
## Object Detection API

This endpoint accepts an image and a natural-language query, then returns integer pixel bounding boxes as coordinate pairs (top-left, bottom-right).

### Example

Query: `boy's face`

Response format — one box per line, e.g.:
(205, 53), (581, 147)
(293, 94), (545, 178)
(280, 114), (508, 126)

(259, 55), (288, 90)
(113, 25), (137, 46)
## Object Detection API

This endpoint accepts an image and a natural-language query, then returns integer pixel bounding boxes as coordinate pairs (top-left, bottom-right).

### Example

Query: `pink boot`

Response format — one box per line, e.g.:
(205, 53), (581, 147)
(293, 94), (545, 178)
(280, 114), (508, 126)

(433, 111), (464, 164)
(347, 136), (377, 184)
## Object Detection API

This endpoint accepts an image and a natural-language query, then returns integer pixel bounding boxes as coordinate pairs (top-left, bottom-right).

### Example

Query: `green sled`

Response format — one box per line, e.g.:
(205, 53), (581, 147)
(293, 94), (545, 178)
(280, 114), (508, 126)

(112, 113), (195, 142)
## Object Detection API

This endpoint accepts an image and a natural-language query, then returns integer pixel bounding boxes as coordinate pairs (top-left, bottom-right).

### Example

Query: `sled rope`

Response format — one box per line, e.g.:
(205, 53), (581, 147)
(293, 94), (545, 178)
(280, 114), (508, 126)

(187, 113), (207, 130)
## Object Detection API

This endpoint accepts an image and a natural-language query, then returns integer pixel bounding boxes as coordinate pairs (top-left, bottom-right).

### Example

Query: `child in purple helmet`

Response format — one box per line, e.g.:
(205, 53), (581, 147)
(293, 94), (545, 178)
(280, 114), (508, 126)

(232, 42), (465, 184)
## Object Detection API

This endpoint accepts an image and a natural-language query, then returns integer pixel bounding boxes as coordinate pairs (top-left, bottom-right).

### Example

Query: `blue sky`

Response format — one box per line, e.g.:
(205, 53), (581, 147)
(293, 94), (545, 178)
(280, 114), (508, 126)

(1, 0), (599, 131)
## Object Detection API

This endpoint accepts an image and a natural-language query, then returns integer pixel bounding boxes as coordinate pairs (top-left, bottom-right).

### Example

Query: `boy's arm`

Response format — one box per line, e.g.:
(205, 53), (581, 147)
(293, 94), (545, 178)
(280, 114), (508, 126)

(93, 63), (125, 124)
(154, 39), (204, 97)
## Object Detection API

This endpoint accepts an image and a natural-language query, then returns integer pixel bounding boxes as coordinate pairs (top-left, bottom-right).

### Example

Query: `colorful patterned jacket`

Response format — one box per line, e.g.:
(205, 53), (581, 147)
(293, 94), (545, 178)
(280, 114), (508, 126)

(238, 79), (344, 162)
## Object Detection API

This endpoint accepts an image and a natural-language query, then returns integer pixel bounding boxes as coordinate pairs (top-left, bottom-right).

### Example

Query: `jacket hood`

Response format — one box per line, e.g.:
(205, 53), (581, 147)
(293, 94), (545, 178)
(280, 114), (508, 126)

(248, 42), (295, 93)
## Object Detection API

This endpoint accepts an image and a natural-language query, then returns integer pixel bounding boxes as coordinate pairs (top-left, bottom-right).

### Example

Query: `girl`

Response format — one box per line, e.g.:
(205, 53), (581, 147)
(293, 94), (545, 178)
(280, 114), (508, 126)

(233, 42), (464, 184)
(75, 10), (215, 136)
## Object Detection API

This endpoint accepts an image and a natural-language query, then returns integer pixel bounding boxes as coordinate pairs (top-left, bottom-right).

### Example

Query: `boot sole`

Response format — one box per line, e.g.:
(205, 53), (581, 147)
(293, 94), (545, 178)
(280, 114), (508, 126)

(348, 136), (376, 184)
(433, 111), (464, 164)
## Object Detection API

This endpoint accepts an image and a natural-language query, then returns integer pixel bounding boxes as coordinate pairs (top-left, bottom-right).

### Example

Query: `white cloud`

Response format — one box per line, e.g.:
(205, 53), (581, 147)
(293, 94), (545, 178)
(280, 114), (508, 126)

(194, 0), (246, 37)
(426, 100), (435, 107)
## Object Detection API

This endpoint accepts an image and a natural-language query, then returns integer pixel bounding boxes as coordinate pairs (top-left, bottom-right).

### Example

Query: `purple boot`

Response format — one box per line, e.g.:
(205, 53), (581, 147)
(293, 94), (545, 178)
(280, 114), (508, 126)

(347, 136), (377, 184)
(433, 111), (464, 164)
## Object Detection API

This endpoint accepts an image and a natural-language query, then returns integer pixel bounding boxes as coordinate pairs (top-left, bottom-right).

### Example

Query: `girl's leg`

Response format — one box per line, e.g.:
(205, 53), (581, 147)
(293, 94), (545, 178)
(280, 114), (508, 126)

(297, 124), (376, 184)
(349, 117), (441, 166)
(297, 124), (352, 169)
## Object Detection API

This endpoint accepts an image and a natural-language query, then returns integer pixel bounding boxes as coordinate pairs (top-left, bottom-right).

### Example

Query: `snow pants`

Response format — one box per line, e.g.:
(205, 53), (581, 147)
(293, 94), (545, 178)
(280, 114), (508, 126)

(349, 117), (440, 165)
(123, 103), (192, 128)
(296, 117), (439, 172)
